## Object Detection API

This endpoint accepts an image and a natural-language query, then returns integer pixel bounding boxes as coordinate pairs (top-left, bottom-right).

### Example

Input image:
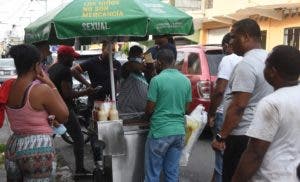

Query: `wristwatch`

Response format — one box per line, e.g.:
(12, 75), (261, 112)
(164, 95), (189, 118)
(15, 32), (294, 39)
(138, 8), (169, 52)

(216, 133), (225, 142)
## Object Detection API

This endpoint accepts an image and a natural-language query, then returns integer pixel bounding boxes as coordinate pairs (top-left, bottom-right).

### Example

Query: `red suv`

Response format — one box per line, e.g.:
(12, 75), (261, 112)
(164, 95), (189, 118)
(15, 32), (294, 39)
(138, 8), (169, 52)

(175, 45), (224, 112)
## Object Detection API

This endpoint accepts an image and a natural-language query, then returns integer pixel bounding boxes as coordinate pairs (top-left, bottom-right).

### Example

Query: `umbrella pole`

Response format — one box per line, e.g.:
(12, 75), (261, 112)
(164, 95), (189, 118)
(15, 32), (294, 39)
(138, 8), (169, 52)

(109, 41), (116, 102)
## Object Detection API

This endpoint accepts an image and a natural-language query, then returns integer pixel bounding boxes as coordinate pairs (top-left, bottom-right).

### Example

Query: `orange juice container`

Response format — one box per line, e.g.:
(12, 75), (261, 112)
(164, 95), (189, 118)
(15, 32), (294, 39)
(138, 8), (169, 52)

(109, 103), (119, 121)
(98, 104), (108, 121)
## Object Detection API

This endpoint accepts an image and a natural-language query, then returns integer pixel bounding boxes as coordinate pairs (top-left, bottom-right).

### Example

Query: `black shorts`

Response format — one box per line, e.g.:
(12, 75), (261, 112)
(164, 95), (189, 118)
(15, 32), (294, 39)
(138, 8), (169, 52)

(222, 135), (249, 182)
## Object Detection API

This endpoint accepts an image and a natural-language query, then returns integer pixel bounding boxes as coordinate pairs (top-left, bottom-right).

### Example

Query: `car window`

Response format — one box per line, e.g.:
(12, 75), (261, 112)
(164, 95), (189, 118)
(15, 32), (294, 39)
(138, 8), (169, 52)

(175, 51), (185, 71)
(187, 52), (201, 75)
(205, 50), (224, 76)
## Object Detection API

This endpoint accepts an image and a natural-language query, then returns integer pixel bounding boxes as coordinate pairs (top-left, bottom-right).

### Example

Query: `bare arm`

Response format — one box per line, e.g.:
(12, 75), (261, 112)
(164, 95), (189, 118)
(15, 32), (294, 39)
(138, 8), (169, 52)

(208, 78), (228, 126)
(41, 85), (69, 123)
(232, 138), (270, 181)
(144, 100), (156, 121)
(185, 102), (191, 115)
(36, 71), (69, 123)
(71, 64), (91, 87)
(219, 92), (252, 138)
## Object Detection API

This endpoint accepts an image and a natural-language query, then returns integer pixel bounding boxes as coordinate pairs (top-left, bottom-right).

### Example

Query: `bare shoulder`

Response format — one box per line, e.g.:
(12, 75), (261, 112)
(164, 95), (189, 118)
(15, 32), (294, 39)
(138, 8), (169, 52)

(30, 83), (53, 98)
(29, 83), (54, 110)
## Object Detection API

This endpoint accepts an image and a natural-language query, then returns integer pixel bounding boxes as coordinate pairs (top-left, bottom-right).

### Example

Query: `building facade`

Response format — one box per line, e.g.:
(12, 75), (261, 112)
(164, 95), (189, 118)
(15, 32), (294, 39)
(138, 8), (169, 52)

(198, 0), (300, 50)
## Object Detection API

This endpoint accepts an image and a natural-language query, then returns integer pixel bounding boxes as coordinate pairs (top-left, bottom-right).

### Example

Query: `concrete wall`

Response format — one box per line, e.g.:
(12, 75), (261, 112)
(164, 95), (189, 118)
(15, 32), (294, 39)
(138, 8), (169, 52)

(199, 15), (300, 51)
(258, 16), (300, 51)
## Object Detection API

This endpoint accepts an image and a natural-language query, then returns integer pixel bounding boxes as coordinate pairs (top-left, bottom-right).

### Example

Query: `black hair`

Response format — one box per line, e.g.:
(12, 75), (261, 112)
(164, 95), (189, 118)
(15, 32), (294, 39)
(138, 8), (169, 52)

(168, 36), (175, 45)
(222, 33), (231, 46)
(157, 49), (174, 65)
(102, 40), (109, 50)
(232, 18), (261, 40)
(9, 44), (41, 76)
(128, 45), (143, 58)
(32, 41), (49, 49)
(267, 45), (300, 80)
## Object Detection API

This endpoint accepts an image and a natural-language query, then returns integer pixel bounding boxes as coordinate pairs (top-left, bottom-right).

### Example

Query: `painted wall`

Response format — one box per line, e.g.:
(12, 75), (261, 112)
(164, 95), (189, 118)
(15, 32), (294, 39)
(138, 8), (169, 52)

(258, 16), (300, 51)
(199, 16), (300, 51)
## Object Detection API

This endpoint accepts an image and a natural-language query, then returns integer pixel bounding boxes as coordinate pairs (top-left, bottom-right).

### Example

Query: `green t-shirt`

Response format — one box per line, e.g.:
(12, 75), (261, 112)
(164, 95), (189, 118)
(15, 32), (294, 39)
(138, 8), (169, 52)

(147, 69), (192, 138)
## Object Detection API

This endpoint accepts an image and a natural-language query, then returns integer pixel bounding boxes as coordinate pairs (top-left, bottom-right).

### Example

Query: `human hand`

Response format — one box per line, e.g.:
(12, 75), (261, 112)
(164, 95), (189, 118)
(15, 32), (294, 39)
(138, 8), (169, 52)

(36, 70), (55, 88)
(85, 86), (96, 95)
(211, 139), (226, 151)
(48, 115), (60, 127)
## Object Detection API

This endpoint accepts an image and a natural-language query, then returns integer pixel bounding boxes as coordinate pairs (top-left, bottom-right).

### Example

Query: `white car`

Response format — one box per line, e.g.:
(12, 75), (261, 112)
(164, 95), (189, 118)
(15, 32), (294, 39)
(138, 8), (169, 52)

(0, 58), (17, 83)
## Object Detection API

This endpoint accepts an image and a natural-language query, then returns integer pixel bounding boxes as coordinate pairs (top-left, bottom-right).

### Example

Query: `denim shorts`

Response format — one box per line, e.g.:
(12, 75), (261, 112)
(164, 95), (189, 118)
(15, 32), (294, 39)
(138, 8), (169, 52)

(144, 134), (184, 182)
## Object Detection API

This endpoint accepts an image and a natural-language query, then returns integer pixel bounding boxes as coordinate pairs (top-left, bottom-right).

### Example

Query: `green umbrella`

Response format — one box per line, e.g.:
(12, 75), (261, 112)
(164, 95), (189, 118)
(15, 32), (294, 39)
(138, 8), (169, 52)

(24, 0), (194, 44)
(25, 0), (194, 102)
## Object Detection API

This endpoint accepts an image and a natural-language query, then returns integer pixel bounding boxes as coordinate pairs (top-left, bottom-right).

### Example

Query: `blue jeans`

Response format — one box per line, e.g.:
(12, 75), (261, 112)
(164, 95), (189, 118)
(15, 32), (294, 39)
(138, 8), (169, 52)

(144, 134), (184, 182)
(213, 112), (224, 182)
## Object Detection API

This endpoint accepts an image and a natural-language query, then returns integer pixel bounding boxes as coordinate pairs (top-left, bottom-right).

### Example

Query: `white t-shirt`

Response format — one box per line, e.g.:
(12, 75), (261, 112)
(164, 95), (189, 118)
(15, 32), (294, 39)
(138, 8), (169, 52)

(216, 53), (242, 113)
(247, 85), (300, 182)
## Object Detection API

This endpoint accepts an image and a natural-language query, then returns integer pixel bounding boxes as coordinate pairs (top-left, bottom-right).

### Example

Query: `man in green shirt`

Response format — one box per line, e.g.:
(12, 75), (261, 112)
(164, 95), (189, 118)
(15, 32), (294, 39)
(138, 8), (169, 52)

(144, 49), (192, 182)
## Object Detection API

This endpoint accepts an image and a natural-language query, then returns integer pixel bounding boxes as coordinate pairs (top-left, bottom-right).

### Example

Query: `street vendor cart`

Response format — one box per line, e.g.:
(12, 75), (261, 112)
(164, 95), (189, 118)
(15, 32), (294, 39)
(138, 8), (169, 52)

(94, 113), (149, 182)
(24, 0), (194, 181)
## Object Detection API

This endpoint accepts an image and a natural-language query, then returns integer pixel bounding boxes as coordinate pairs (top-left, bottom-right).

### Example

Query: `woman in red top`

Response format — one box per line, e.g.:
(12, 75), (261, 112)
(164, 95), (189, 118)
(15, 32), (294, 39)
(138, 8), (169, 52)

(5, 44), (68, 181)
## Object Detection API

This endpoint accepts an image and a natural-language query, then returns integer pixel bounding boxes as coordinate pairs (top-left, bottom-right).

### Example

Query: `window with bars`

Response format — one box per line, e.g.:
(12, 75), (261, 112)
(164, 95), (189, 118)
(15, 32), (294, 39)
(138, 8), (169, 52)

(284, 27), (300, 49)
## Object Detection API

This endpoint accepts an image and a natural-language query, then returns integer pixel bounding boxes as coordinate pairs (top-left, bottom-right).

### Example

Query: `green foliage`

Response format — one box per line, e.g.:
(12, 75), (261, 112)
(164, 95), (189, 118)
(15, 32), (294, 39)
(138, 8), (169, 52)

(121, 43), (129, 55)
(0, 144), (5, 165)
(0, 144), (5, 153)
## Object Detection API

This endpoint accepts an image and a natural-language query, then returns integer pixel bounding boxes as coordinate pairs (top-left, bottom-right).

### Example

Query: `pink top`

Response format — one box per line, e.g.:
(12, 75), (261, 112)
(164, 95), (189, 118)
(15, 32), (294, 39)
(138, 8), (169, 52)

(5, 81), (52, 135)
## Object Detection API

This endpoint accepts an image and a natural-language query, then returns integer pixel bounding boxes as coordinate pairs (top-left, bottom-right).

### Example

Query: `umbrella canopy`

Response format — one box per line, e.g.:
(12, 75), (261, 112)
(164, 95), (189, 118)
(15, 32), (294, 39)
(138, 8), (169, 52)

(24, 0), (194, 44)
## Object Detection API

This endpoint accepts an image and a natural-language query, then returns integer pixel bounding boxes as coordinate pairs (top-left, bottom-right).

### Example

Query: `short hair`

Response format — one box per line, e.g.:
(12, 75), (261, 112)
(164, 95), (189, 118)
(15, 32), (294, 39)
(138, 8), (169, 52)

(102, 40), (116, 50)
(102, 40), (109, 50)
(267, 45), (300, 80)
(222, 33), (231, 46)
(232, 18), (261, 40)
(128, 45), (143, 58)
(157, 49), (174, 65)
(9, 44), (41, 75)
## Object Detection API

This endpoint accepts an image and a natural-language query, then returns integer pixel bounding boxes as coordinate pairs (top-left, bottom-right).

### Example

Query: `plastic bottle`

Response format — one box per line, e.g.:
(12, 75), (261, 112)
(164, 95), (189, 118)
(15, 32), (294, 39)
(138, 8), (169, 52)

(109, 103), (119, 121)
(98, 104), (108, 121)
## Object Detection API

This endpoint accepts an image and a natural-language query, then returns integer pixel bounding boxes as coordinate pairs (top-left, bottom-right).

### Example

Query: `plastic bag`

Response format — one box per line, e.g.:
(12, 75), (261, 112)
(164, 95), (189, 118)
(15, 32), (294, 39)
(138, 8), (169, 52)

(180, 104), (207, 166)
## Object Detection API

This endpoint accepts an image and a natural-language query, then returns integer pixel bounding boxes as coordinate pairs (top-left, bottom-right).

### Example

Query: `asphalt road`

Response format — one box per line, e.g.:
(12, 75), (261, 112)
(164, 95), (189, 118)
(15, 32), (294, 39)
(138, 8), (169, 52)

(54, 132), (215, 182)
(0, 118), (215, 181)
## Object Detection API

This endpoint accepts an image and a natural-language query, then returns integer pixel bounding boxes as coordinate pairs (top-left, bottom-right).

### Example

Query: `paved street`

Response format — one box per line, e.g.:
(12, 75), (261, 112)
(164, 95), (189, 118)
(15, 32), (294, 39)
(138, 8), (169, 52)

(54, 132), (214, 182)
(0, 118), (215, 182)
